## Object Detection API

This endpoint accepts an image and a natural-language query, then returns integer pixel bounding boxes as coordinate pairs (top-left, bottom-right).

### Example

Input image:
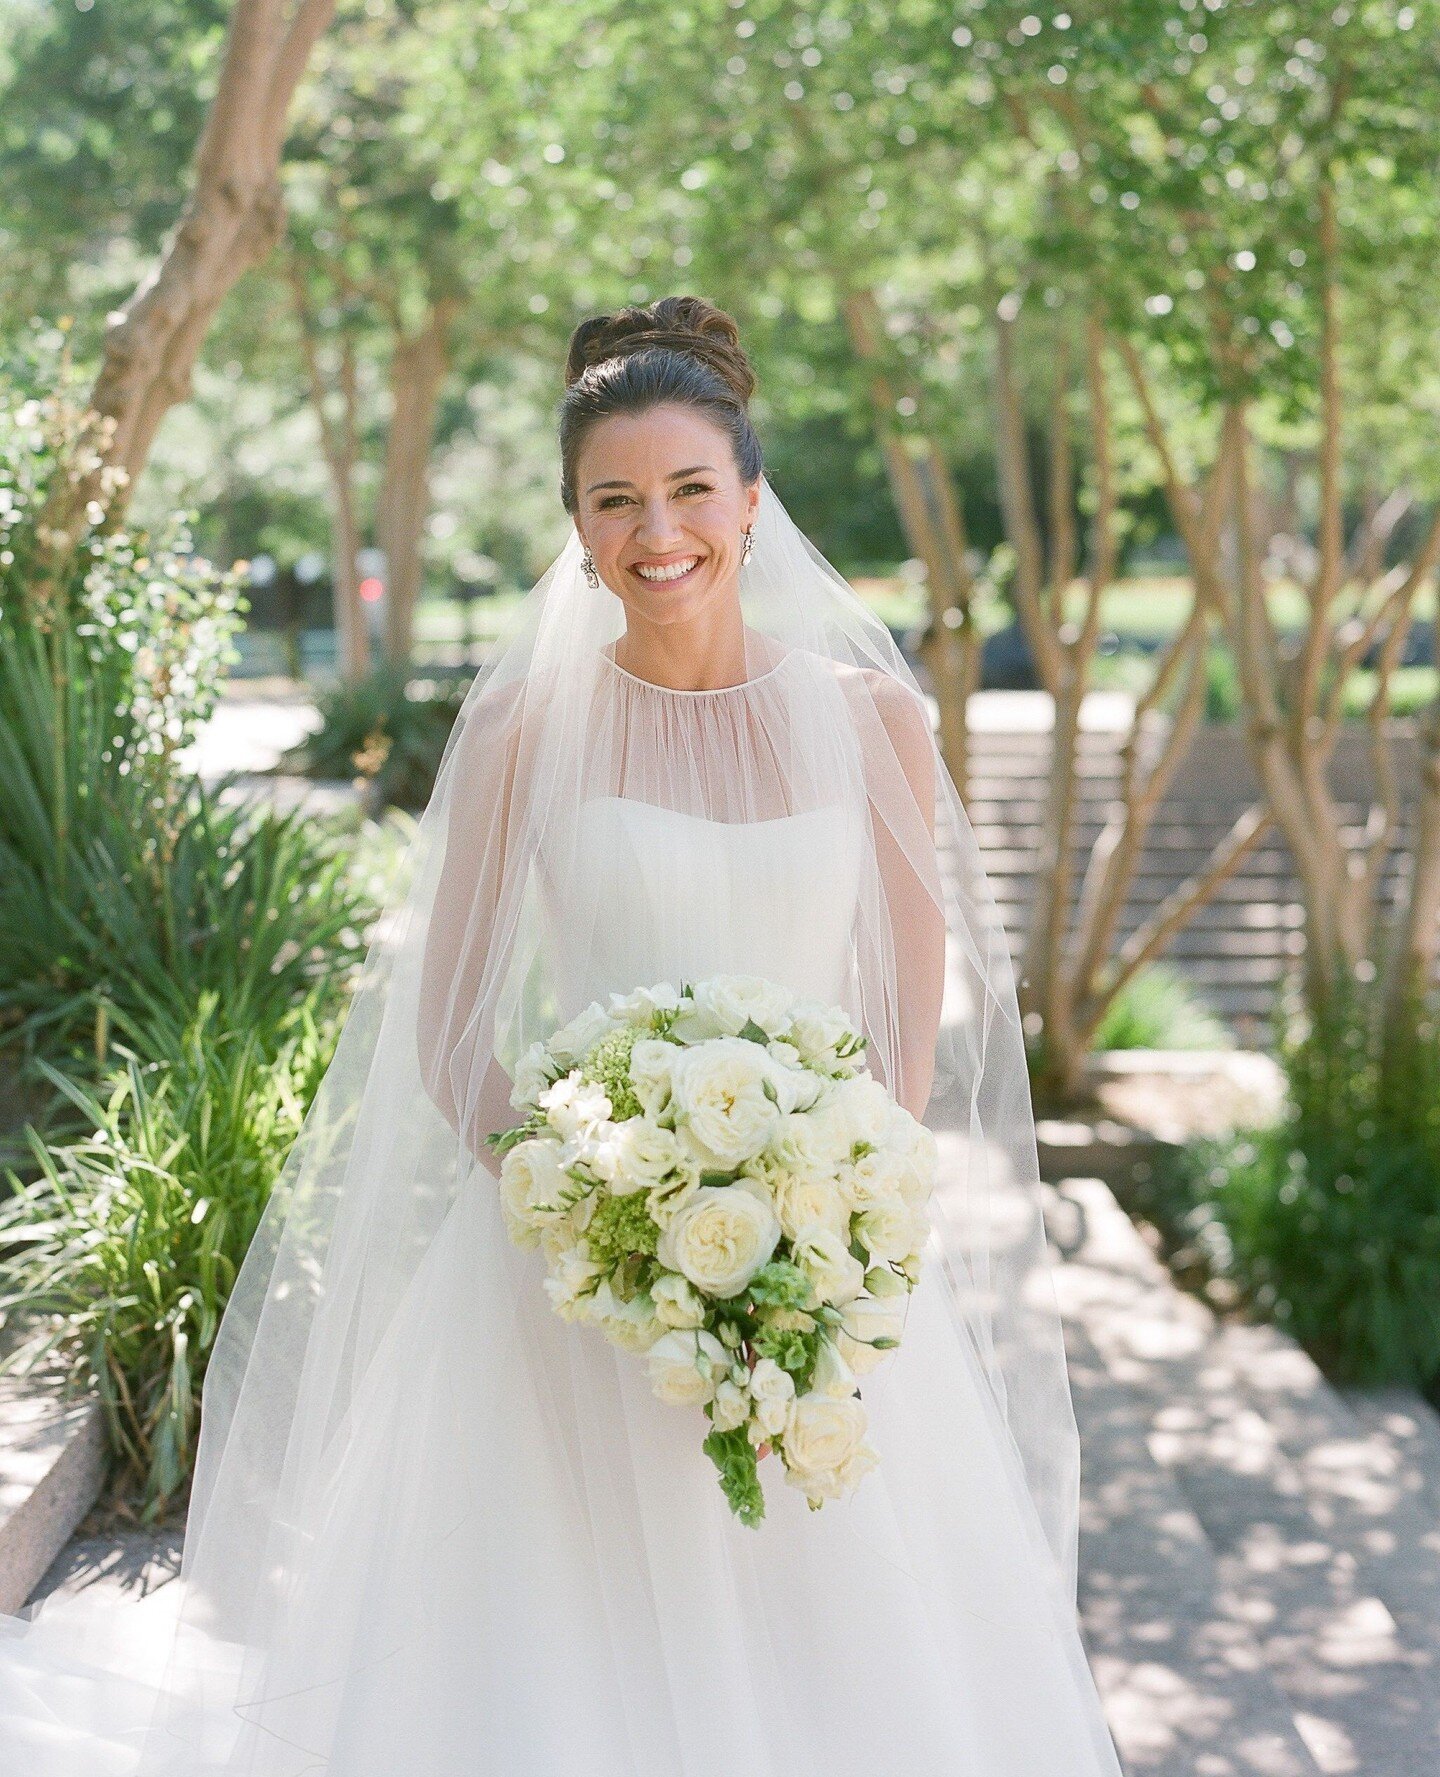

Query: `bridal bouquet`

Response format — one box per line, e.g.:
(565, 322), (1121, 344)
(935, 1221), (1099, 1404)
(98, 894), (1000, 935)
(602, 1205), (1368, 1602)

(486, 974), (937, 1526)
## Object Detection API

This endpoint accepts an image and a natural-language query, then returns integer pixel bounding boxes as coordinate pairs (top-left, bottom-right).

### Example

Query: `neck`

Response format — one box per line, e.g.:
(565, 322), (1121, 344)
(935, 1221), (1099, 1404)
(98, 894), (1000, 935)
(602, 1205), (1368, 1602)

(612, 602), (758, 692)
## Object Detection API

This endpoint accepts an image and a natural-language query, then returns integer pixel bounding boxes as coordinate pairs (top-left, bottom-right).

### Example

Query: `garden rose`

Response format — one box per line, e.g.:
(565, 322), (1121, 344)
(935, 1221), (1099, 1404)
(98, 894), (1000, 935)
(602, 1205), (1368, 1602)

(836, 1292), (908, 1374)
(768, 1168), (849, 1243)
(499, 1138), (570, 1246)
(668, 1038), (783, 1167)
(790, 1226), (866, 1306)
(628, 1037), (679, 1119)
(650, 1272), (706, 1329)
(646, 1328), (729, 1407)
(684, 972), (795, 1040)
(747, 1357), (796, 1437)
(656, 1180), (780, 1298)
(781, 1394), (877, 1502)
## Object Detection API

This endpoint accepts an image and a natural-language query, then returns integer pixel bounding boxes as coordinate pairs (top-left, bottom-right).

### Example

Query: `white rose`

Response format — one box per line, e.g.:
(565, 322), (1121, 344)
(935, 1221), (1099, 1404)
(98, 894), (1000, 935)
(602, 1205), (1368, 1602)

(548, 1001), (617, 1065)
(586, 1280), (665, 1353)
(766, 1109), (850, 1184)
(644, 1156), (702, 1230)
(768, 1170), (848, 1244)
(539, 1219), (579, 1264)
(836, 1292), (907, 1374)
(790, 1225), (866, 1306)
(827, 1075), (900, 1148)
(853, 1198), (928, 1263)
(651, 1272), (706, 1329)
(655, 1179), (781, 1298)
(646, 1328), (729, 1408)
(499, 1138), (570, 1246)
(540, 1073), (612, 1143)
(607, 981), (682, 1025)
(606, 1118), (683, 1193)
(628, 1038), (679, 1120)
(747, 1357), (796, 1436)
(787, 1000), (862, 1069)
(784, 1440), (879, 1504)
(840, 1144), (908, 1211)
(510, 1040), (555, 1110)
(542, 1244), (605, 1320)
(891, 1121), (939, 1206)
(810, 1337), (858, 1400)
(780, 1394), (876, 1501)
(669, 1038), (783, 1167)
(685, 974), (796, 1040)
(710, 1376), (751, 1432)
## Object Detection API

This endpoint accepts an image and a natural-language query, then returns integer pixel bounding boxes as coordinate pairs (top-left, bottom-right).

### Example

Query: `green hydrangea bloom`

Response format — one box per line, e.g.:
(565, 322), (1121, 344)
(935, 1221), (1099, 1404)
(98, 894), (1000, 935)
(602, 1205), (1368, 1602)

(585, 1191), (661, 1270)
(579, 1026), (644, 1121)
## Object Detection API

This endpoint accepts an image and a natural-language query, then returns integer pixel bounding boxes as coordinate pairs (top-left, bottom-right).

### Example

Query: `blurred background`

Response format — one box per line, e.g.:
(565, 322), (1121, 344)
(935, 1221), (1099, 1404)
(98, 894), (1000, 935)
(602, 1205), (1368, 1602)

(2, 7), (1439, 1767)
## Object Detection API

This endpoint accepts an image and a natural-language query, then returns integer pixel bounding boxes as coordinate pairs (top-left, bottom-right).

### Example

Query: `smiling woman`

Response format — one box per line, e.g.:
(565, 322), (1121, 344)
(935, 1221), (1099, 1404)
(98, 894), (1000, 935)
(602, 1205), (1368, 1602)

(559, 298), (765, 693)
(0, 295), (1122, 1776)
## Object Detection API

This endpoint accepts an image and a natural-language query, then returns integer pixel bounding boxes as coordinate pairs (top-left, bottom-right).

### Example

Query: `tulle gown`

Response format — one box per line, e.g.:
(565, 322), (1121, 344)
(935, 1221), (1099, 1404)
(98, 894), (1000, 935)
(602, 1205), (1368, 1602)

(0, 707), (1123, 1775)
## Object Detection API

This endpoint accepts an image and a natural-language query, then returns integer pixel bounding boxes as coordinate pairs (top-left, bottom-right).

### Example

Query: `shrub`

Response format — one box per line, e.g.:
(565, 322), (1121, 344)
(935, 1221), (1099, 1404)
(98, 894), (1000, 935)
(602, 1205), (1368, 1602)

(280, 665), (468, 809)
(1093, 963), (1232, 1052)
(1145, 983), (1440, 1390)
(0, 996), (338, 1518)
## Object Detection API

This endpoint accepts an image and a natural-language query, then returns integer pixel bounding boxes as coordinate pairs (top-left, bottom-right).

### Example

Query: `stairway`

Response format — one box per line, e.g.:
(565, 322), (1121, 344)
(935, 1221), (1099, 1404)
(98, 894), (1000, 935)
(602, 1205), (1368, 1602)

(963, 720), (1420, 1041)
(1050, 1168), (1440, 1775)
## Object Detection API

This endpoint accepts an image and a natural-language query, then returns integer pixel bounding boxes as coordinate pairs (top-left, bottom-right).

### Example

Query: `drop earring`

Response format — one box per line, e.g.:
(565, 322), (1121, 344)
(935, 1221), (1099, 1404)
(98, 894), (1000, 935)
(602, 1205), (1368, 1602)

(740, 526), (754, 567)
(581, 547), (600, 590)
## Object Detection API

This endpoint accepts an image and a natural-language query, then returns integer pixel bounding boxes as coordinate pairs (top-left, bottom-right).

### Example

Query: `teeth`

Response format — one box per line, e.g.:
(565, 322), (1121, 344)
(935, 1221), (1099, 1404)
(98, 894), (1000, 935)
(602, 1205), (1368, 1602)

(634, 558), (699, 582)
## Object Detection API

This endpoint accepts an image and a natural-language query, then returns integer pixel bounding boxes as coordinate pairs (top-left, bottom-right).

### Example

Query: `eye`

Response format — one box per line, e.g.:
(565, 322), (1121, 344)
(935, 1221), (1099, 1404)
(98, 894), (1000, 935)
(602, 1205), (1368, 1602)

(597, 493), (632, 509)
(679, 481), (712, 496)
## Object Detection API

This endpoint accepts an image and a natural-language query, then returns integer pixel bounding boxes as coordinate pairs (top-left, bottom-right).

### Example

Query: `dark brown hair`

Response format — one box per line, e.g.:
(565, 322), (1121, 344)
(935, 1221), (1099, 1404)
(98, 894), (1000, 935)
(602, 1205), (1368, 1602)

(557, 295), (763, 513)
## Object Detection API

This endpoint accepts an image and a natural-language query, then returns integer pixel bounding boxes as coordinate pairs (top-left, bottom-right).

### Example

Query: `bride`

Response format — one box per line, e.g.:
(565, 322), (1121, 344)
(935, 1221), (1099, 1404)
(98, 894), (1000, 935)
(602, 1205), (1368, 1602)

(0, 295), (1123, 1774)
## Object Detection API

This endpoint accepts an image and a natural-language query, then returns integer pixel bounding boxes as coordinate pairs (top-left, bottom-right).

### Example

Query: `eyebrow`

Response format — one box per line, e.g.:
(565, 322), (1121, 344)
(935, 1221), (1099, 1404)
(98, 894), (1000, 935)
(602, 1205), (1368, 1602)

(584, 464), (716, 495)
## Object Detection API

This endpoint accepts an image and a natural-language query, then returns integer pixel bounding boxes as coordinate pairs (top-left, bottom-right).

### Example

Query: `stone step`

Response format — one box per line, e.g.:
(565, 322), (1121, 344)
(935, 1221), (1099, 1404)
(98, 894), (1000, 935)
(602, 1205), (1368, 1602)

(0, 1371), (107, 1614)
(1053, 1174), (1440, 1775)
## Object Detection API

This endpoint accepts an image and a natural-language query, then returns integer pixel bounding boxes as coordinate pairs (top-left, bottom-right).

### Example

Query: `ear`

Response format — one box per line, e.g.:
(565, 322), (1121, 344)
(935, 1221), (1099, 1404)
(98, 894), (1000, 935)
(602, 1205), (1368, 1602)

(744, 479), (761, 527)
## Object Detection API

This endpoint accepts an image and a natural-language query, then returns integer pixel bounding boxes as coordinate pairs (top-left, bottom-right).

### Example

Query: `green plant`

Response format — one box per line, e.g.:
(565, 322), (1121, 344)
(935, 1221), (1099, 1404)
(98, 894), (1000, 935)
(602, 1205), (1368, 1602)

(1145, 982), (1440, 1390)
(0, 995), (338, 1518)
(281, 665), (468, 809)
(0, 777), (371, 1070)
(1093, 964), (1232, 1052)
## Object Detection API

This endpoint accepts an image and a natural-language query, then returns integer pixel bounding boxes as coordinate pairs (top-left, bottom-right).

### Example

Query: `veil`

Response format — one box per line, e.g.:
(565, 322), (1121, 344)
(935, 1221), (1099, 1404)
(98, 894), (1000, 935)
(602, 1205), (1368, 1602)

(1, 471), (1084, 1773)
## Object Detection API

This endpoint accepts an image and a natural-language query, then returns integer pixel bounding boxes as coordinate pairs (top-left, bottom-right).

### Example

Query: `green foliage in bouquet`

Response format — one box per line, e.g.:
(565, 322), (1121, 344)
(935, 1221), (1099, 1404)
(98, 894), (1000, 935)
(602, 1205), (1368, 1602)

(490, 977), (935, 1525)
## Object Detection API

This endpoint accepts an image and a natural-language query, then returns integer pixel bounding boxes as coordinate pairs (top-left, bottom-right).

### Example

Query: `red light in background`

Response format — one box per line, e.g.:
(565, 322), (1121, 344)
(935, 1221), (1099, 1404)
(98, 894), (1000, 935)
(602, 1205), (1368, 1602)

(358, 576), (384, 604)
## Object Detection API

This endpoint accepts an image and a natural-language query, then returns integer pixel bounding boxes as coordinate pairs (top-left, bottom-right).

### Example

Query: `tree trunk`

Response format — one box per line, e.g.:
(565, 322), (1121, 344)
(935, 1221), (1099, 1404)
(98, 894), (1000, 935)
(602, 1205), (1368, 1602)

(88, 0), (335, 503)
(289, 264), (369, 683)
(839, 287), (974, 793)
(377, 298), (457, 666)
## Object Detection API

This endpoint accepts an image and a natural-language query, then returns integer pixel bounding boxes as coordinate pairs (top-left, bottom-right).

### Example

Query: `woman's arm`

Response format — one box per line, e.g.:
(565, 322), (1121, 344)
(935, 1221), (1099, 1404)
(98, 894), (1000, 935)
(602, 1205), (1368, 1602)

(415, 687), (526, 1179)
(862, 671), (947, 1121)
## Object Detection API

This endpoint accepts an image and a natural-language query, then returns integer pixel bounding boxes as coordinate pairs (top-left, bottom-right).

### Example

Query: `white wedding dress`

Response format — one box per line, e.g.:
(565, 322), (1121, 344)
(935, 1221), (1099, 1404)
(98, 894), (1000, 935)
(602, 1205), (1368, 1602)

(0, 778), (1124, 1776)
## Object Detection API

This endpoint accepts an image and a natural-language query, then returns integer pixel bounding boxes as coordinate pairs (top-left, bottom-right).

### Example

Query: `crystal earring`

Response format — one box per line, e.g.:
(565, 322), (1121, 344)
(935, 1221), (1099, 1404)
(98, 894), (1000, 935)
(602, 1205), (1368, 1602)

(581, 547), (600, 590)
(740, 526), (754, 567)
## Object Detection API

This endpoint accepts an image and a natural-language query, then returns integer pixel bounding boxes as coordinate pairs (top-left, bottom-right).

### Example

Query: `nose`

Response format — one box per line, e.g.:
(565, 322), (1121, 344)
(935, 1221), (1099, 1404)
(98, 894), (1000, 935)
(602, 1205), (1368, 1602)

(633, 494), (685, 551)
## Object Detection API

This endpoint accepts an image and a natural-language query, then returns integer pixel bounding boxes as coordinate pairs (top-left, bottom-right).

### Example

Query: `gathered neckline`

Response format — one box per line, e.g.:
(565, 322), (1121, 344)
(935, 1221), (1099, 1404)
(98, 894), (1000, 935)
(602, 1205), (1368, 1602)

(599, 647), (791, 696)
(582, 794), (844, 828)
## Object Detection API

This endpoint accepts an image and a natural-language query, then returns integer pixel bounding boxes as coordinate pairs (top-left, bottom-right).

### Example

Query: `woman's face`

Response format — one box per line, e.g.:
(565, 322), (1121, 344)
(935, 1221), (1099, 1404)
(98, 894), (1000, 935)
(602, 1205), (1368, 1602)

(572, 404), (760, 626)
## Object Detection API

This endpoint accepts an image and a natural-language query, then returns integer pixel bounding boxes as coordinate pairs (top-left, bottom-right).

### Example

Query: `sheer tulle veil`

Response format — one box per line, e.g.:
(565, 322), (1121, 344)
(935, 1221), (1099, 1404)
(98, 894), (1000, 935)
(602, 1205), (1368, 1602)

(1, 469), (1084, 1772)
